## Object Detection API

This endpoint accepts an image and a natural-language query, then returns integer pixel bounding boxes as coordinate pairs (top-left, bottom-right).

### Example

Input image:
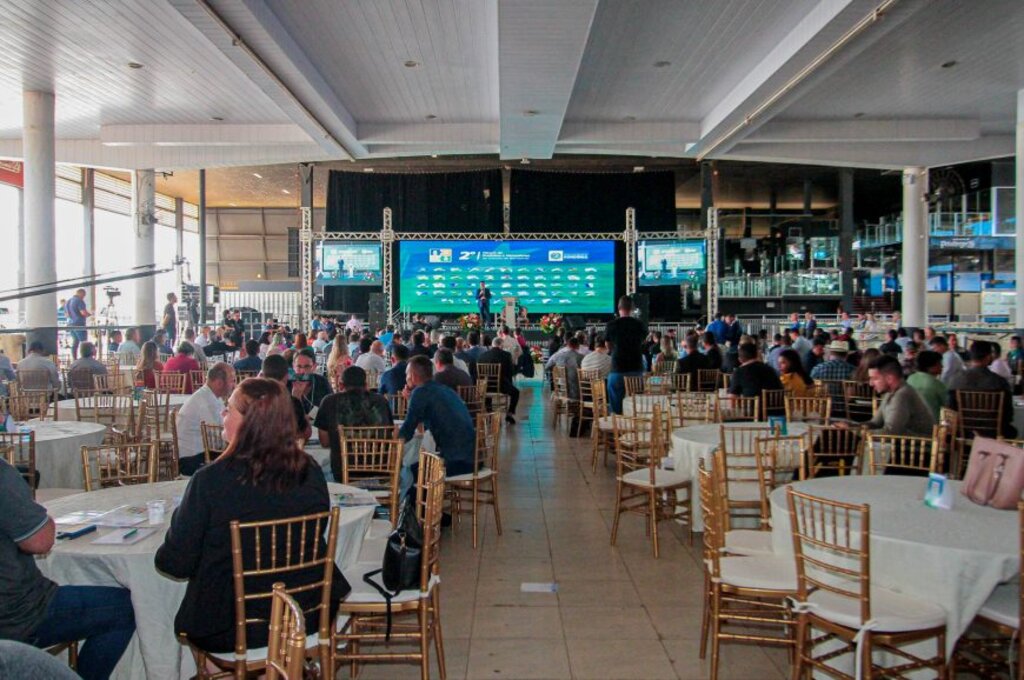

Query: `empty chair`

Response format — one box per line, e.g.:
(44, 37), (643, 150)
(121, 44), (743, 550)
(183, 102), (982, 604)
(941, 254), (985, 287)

(716, 425), (777, 526)
(93, 372), (130, 393)
(753, 434), (807, 526)
(675, 392), (717, 428)
(5, 393), (51, 422)
(718, 395), (759, 423)
(623, 374), (646, 397)
(865, 430), (943, 476)
(550, 365), (575, 429)
(476, 363), (509, 415)
(806, 424), (863, 478)
(784, 396), (831, 425)
(760, 389), (785, 421)
(200, 421), (226, 465)
(446, 411), (503, 548)
(0, 430), (37, 495)
(81, 442), (157, 491)
(155, 372), (187, 394)
(696, 369), (721, 393)
(338, 427), (402, 527)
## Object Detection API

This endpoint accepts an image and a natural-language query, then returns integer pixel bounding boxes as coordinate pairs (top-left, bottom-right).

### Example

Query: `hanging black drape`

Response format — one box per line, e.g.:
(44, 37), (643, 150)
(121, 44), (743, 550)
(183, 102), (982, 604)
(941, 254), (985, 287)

(509, 169), (676, 233)
(325, 169), (503, 233)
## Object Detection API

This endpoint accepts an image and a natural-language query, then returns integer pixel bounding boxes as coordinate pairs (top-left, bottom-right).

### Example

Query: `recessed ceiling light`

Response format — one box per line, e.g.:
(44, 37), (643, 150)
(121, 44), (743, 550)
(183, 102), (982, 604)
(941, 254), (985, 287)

(425, 114), (437, 120)
(523, 110), (539, 117)
(252, 172), (263, 179)
(404, 60), (420, 68)
(127, 62), (144, 69)
(363, 167), (375, 172)
(941, 60), (958, 69)
(853, 112), (865, 118)
(653, 60), (671, 68)
(210, 116), (224, 122)
(281, 189), (290, 194)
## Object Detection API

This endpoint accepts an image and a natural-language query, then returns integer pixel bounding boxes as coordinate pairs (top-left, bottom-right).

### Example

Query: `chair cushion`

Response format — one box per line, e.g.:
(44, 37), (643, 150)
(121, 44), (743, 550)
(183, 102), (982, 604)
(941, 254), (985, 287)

(597, 416), (616, 432)
(717, 556), (796, 592)
(723, 529), (773, 556)
(620, 467), (691, 488)
(341, 562), (439, 604)
(446, 467), (494, 483)
(725, 481), (761, 503)
(806, 587), (946, 633)
(978, 583), (1020, 629)
(208, 615), (350, 662)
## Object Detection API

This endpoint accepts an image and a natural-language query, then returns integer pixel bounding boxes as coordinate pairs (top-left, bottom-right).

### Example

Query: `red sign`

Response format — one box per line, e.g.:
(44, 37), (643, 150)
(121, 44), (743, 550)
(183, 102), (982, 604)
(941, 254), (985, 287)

(0, 160), (22, 188)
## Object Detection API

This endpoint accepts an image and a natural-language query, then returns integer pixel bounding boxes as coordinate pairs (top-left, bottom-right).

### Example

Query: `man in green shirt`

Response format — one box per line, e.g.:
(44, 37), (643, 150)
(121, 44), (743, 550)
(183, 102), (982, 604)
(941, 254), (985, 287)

(906, 350), (947, 421)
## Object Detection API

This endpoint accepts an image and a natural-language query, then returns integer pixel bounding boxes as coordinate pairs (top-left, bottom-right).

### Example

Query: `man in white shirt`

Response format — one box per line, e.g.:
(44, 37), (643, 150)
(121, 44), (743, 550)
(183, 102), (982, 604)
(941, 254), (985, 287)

(929, 336), (965, 386)
(193, 326), (212, 348)
(175, 363), (235, 476)
(16, 342), (61, 392)
(354, 339), (387, 375)
(546, 336), (582, 399)
(499, 327), (522, 365)
(115, 328), (142, 361)
(311, 330), (330, 352)
(580, 334), (613, 379)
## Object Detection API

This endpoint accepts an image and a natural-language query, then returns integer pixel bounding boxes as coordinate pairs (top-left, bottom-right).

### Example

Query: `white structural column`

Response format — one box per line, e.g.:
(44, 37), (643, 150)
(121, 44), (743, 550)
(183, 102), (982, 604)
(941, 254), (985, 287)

(1016, 90), (1024, 328)
(22, 91), (57, 351)
(132, 169), (156, 335)
(901, 167), (929, 328)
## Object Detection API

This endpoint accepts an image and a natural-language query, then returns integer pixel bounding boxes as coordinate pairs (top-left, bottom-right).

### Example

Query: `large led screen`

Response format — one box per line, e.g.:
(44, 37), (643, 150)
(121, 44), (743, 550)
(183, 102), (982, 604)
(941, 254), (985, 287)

(315, 242), (382, 286)
(637, 240), (707, 286)
(398, 240), (616, 314)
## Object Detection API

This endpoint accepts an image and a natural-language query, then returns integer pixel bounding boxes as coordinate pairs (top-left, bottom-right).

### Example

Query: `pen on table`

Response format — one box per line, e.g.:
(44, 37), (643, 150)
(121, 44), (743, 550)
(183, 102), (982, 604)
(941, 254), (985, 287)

(57, 525), (97, 541)
(122, 528), (138, 541)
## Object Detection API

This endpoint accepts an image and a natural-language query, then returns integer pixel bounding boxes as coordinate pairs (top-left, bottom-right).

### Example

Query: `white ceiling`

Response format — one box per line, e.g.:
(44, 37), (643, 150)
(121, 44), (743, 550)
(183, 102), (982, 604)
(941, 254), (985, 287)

(0, 0), (1020, 171)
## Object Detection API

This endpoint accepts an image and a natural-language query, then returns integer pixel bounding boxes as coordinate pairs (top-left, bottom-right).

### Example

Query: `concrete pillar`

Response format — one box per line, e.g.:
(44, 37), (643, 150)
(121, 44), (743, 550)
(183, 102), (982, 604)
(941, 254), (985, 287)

(901, 167), (928, 328)
(133, 169), (156, 339)
(838, 168), (855, 314)
(82, 169), (96, 323)
(23, 91), (57, 353)
(198, 169), (207, 325)
(1016, 90), (1024, 328)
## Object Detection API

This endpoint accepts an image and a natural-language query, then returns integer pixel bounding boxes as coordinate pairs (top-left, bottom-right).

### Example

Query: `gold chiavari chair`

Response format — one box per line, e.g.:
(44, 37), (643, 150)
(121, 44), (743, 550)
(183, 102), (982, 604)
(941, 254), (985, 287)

(696, 368), (721, 393)
(0, 444), (11, 466)
(574, 373), (600, 438)
(720, 373), (731, 391)
(138, 390), (179, 480)
(644, 372), (673, 396)
(610, 405), (692, 557)
(787, 488), (947, 679)
(102, 355), (120, 373)
(93, 372), (130, 393)
(81, 442), (157, 491)
(753, 434), (807, 528)
(578, 368), (603, 384)
(806, 424), (863, 478)
(589, 380), (614, 472)
(865, 428), (943, 476)
(674, 392), (717, 429)
(83, 391), (134, 444)
(189, 369), (206, 392)
(952, 390), (1005, 478)
(476, 363), (508, 415)
(446, 411), (503, 548)
(814, 379), (847, 420)
(624, 393), (667, 420)
(16, 368), (57, 400)
(265, 583), (307, 680)
(0, 430), (36, 496)
(759, 389), (785, 421)
(843, 380), (876, 423)
(200, 421), (227, 464)
(718, 395), (759, 423)
(784, 396), (832, 425)
(937, 407), (959, 477)
(6, 393), (51, 421)
(668, 372), (691, 393)
(66, 367), (97, 393)
(156, 371), (187, 394)
(623, 374), (646, 397)
(550, 365), (574, 429)
(717, 425), (778, 526)
(457, 383), (484, 421)
(235, 370), (259, 382)
(187, 508), (342, 679)
(387, 393), (409, 421)
(697, 461), (795, 680)
(338, 427), (402, 527)
(334, 451), (447, 680)
(364, 371), (380, 391)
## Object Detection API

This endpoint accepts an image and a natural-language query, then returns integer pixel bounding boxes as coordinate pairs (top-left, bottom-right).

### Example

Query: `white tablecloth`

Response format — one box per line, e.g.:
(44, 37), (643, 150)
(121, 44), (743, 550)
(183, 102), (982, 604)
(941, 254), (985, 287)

(670, 421), (809, 531)
(40, 480), (376, 680)
(769, 476), (1019, 655)
(25, 420), (108, 489)
(54, 395), (189, 422)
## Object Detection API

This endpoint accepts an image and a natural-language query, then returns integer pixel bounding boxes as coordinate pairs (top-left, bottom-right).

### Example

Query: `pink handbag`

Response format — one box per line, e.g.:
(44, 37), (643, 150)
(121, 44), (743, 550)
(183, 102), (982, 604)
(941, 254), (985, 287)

(960, 437), (1024, 510)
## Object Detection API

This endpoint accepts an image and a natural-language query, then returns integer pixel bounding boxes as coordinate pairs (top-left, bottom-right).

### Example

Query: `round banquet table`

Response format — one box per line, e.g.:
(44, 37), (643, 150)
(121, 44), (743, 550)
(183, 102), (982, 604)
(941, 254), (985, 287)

(25, 420), (108, 489)
(622, 393), (677, 417)
(40, 480), (377, 680)
(54, 394), (189, 422)
(769, 476), (1019, 656)
(670, 421), (809, 531)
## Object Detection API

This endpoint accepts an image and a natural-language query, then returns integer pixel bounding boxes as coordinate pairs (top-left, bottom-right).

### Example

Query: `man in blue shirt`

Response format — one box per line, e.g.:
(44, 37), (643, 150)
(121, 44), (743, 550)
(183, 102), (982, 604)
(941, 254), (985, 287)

(379, 344), (409, 395)
(706, 313), (727, 346)
(724, 313), (743, 346)
(378, 325), (395, 349)
(398, 356), (475, 490)
(64, 289), (91, 359)
(232, 340), (263, 374)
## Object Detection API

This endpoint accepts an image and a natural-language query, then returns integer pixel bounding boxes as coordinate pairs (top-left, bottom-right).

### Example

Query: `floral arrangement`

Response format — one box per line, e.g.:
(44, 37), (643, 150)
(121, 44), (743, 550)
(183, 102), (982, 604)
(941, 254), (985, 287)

(458, 313), (482, 332)
(529, 345), (543, 364)
(539, 313), (563, 335)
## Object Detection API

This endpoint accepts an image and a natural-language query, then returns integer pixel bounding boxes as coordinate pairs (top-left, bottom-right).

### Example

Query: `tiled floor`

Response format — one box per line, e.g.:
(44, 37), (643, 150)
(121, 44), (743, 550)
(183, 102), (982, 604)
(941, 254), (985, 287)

(349, 378), (789, 680)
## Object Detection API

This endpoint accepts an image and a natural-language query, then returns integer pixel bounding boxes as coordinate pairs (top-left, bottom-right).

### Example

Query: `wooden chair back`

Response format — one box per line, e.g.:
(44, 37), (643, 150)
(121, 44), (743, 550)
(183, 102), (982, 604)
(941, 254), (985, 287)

(415, 452), (446, 591)
(954, 390), (1004, 440)
(696, 460), (724, 577)
(338, 429), (401, 525)
(696, 369), (721, 393)
(189, 369), (206, 392)
(387, 393), (409, 420)
(622, 374), (645, 397)
(865, 430), (941, 476)
(5, 393), (51, 421)
(675, 392), (716, 427)
(93, 372), (130, 393)
(16, 369), (53, 393)
(842, 381), (875, 422)
(476, 411), (502, 472)
(81, 442), (157, 491)
(265, 583), (307, 680)
(613, 405), (665, 484)
(760, 389), (786, 421)
(476, 363), (503, 395)
(0, 430), (36, 495)
(201, 421), (227, 464)
(718, 395), (759, 422)
(784, 396), (832, 425)
(551, 366), (570, 400)
(365, 371), (380, 391)
(456, 384), (484, 419)
(66, 368), (97, 393)
(156, 372), (187, 394)
(754, 434), (807, 527)
(806, 425), (863, 478)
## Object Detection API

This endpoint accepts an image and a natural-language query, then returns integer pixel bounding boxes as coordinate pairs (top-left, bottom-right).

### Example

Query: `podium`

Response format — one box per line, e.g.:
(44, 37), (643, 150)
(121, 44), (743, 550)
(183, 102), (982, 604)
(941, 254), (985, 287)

(501, 296), (518, 330)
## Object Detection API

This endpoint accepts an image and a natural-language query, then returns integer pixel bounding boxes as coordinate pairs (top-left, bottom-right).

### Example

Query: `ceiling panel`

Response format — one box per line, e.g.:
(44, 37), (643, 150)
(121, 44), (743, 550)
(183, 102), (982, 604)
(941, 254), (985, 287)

(0, 0), (291, 139)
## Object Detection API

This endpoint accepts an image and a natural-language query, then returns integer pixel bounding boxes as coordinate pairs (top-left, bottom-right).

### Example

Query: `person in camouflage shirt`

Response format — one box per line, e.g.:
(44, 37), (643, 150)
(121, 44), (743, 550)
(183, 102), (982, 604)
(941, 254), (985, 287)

(314, 366), (394, 482)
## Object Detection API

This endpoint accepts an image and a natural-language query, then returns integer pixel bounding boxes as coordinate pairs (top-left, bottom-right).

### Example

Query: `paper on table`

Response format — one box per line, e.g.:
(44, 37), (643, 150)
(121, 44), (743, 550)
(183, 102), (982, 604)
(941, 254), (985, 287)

(332, 493), (377, 508)
(54, 511), (106, 525)
(94, 504), (148, 528)
(92, 528), (157, 545)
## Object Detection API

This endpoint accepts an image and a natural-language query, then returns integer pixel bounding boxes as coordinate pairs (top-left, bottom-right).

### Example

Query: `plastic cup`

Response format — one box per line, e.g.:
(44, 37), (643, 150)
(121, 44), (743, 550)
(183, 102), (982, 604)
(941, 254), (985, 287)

(147, 500), (167, 525)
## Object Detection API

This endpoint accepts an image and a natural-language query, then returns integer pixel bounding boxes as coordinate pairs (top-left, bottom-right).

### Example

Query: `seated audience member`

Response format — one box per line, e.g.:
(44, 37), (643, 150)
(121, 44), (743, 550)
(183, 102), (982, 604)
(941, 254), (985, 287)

(765, 334), (788, 372)
(702, 332), (723, 370)
(728, 342), (783, 400)
(398, 356), (475, 492)
(0, 459), (135, 680)
(928, 336), (965, 385)
(878, 329), (902, 356)
(378, 325), (395, 349)
(900, 341), (920, 375)
(440, 335), (471, 375)
(134, 340), (164, 389)
(990, 341), (1013, 381)
(259, 355), (311, 441)
(844, 355), (935, 438)
(788, 328), (812, 365)
(193, 327), (212, 348)
(232, 340), (263, 374)
(499, 326), (522, 366)
(152, 330), (173, 355)
(1008, 335), (1024, 374)
(311, 330), (330, 353)
(479, 336), (521, 424)
(155, 379), (348, 655)
(652, 336), (678, 373)
(175, 363), (236, 476)
(803, 336), (827, 374)
(16, 341), (61, 392)
(675, 335), (710, 387)
(452, 336), (477, 380)
(354, 339), (387, 375)
(778, 348), (814, 397)
(853, 348), (881, 384)
(68, 342), (108, 384)
(546, 337), (582, 399)
(948, 340), (1017, 438)
(408, 330), (432, 359)
(106, 330), (122, 354)
(292, 333), (309, 351)
(464, 331), (485, 362)
(380, 344), (410, 395)
(580, 334), (613, 379)
(809, 340), (855, 382)
(115, 328), (142, 361)
(163, 342), (203, 393)
(314, 366), (394, 482)
(906, 350), (946, 422)
(434, 349), (474, 391)
(181, 329), (206, 364)
(289, 348), (332, 416)
(326, 335), (353, 389)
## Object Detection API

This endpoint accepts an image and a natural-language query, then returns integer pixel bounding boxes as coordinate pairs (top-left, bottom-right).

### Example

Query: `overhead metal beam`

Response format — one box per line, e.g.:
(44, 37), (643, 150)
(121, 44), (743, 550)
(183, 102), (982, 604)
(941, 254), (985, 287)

(557, 121), (701, 145)
(358, 123), (497, 147)
(100, 123), (311, 147)
(746, 118), (980, 144)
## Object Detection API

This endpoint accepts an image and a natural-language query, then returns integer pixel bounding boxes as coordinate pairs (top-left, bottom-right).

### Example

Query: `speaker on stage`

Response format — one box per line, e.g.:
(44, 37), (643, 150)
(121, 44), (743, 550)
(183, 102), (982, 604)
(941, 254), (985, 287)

(564, 315), (587, 332)
(631, 293), (650, 325)
(367, 292), (386, 331)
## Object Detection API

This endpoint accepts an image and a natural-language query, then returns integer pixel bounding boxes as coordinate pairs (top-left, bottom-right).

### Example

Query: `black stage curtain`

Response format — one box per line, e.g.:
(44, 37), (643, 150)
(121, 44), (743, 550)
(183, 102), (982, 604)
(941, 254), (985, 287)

(325, 169), (503, 233)
(509, 169), (676, 233)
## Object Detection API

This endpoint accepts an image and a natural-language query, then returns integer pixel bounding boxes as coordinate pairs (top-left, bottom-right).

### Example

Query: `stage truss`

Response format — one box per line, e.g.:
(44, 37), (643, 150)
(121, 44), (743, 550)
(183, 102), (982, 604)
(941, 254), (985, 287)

(302, 208), (715, 329)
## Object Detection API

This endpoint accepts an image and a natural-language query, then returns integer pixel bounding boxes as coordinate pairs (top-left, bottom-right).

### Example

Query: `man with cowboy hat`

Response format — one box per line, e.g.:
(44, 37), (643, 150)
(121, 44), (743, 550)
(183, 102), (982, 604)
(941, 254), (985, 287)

(810, 338), (855, 382)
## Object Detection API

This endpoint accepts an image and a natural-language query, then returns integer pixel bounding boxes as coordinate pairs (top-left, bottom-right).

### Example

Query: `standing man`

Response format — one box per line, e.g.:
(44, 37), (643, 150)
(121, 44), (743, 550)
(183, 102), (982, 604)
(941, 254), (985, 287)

(161, 292), (178, 346)
(65, 289), (91, 360)
(604, 295), (646, 414)
(476, 281), (492, 328)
